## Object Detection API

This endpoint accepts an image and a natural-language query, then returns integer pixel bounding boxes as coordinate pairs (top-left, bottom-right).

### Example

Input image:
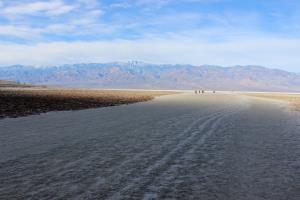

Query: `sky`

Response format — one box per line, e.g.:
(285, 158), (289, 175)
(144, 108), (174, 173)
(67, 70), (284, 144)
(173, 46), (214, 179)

(0, 0), (300, 72)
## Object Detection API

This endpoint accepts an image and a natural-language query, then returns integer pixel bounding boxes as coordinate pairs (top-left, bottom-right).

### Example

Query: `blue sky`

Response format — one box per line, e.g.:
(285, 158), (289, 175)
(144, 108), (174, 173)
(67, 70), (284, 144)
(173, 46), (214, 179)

(0, 0), (300, 72)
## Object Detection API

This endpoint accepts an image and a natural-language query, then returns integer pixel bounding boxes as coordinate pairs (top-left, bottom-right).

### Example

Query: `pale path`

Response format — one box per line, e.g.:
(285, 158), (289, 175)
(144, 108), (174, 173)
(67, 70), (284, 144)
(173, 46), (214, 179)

(0, 93), (299, 200)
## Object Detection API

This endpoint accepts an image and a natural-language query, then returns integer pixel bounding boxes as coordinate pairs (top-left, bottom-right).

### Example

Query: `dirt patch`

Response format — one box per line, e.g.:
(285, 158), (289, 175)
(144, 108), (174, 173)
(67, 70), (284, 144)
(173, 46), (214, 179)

(0, 87), (176, 119)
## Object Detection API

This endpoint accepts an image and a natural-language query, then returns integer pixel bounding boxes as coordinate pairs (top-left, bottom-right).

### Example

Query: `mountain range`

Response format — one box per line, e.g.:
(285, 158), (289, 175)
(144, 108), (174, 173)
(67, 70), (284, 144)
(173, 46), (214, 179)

(0, 61), (299, 92)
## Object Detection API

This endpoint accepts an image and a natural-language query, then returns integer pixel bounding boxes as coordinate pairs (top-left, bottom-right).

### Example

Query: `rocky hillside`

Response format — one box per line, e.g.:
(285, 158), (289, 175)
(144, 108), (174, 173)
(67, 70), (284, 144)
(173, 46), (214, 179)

(0, 62), (299, 92)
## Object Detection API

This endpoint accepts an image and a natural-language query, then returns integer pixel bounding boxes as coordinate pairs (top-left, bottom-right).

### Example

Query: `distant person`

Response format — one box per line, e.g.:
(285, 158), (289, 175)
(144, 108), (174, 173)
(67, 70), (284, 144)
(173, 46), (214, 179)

(213, 90), (216, 93)
(195, 90), (198, 94)
(202, 90), (205, 94)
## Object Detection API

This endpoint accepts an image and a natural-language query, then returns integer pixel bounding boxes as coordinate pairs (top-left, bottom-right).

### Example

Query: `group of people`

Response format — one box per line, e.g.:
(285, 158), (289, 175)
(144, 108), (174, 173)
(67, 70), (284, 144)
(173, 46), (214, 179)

(194, 90), (216, 94)
(195, 90), (205, 94)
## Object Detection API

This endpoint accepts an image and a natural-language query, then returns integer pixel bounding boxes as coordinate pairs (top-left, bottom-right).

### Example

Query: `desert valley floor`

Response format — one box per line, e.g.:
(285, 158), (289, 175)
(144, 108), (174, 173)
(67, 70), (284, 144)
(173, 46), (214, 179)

(0, 93), (299, 200)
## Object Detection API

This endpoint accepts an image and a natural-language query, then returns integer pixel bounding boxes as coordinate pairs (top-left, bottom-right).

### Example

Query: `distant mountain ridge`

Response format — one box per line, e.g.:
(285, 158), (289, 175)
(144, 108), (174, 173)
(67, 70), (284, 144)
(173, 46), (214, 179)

(0, 62), (299, 92)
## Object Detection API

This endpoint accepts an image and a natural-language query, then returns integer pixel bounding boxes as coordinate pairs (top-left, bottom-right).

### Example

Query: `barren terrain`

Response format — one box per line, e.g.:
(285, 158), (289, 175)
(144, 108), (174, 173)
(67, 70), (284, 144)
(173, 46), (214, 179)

(0, 93), (299, 199)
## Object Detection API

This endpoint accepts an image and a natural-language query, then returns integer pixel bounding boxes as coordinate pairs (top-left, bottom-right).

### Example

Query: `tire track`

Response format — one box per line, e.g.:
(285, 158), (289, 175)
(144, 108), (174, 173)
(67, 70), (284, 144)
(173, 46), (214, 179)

(107, 110), (228, 200)
(138, 107), (244, 199)
(77, 110), (224, 199)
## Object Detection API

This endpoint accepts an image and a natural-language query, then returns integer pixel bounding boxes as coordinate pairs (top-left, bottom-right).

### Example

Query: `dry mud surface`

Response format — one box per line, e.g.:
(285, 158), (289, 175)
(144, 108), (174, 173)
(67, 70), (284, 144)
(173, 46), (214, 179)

(0, 93), (300, 200)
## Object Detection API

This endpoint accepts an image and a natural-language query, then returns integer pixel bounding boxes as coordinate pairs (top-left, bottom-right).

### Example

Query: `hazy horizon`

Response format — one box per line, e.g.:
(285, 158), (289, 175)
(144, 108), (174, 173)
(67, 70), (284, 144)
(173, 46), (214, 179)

(1, 0), (300, 72)
(0, 61), (299, 73)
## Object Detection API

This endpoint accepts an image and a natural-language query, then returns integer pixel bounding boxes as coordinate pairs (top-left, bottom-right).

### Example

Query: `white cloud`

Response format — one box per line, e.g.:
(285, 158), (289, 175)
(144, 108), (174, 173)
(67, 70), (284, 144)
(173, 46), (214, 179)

(0, 0), (105, 40)
(0, 36), (300, 72)
(0, 25), (43, 39)
(1, 0), (75, 16)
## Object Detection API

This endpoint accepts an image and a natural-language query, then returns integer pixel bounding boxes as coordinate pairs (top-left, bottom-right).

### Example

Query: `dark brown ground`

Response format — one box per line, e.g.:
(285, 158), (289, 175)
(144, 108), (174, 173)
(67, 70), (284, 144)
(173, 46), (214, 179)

(0, 87), (175, 119)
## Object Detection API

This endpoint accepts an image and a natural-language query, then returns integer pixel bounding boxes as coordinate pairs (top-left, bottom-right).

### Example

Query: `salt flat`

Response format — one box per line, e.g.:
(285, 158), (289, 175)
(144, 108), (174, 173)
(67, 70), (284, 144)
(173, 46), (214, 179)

(0, 93), (299, 200)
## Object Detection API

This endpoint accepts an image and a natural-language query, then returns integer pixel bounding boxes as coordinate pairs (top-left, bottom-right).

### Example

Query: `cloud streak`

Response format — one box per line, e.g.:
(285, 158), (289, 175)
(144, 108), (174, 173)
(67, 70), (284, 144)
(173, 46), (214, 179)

(1, 0), (75, 16)
(1, 35), (300, 72)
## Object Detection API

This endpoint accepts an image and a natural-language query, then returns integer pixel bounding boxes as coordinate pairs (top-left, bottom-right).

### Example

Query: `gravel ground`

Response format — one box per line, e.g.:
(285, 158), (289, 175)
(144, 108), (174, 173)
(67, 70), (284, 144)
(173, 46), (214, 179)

(0, 93), (299, 200)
